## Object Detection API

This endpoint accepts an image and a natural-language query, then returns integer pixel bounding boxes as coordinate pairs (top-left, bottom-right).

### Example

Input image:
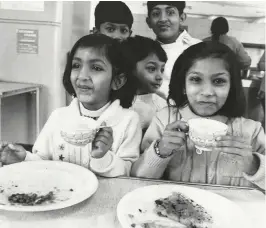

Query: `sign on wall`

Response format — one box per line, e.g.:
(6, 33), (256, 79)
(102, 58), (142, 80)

(17, 29), (39, 54)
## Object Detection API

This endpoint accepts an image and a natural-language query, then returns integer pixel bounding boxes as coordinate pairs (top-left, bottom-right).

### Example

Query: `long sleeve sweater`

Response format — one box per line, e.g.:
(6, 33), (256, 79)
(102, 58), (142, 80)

(131, 106), (265, 189)
(25, 98), (142, 177)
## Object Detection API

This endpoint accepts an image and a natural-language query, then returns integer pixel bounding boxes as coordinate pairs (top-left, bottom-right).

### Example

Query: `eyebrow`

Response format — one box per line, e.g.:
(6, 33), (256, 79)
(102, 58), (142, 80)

(187, 71), (229, 76)
(72, 57), (107, 66)
(152, 6), (177, 11)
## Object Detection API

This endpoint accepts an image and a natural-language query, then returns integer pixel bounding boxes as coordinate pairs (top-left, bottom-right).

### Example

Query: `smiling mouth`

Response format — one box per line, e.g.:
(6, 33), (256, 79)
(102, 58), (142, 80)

(158, 25), (170, 30)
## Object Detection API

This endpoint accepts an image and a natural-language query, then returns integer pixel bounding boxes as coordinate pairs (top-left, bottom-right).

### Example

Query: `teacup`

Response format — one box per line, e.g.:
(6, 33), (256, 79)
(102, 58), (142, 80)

(60, 117), (99, 146)
(187, 118), (228, 154)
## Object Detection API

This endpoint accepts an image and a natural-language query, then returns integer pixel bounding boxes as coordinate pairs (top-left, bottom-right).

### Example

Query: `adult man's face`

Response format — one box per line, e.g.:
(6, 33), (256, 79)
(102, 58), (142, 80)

(146, 5), (185, 44)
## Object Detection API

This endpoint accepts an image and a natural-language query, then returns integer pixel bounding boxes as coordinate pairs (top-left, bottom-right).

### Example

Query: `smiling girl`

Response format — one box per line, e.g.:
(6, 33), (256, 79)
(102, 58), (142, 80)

(0, 34), (142, 177)
(131, 42), (265, 189)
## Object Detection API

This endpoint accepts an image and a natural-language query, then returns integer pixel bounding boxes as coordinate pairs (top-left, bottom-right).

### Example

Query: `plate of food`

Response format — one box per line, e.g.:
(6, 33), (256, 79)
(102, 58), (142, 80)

(0, 161), (98, 211)
(117, 184), (251, 228)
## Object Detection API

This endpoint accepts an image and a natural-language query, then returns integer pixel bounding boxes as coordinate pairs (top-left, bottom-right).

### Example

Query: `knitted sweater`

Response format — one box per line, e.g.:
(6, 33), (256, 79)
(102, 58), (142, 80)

(25, 98), (142, 177)
(131, 106), (265, 189)
(131, 94), (167, 131)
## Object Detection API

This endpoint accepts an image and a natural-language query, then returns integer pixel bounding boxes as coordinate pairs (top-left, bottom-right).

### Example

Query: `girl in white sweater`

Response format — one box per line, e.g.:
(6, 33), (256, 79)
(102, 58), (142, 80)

(0, 34), (142, 177)
(120, 35), (168, 133)
(131, 41), (265, 189)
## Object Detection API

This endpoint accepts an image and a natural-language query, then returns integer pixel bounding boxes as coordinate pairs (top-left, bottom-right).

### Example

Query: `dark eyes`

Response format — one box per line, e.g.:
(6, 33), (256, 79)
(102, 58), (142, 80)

(151, 11), (160, 17)
(147, 66), (156, 73)
(72, 63), (80, 69)
(167, 10), (176, 16)
(106, 27), (115, 33)
(91, 65), (103, 71)
(151, 9), (176, 17)
(188, 76), (227, 85)
(121, 28), (129, 34)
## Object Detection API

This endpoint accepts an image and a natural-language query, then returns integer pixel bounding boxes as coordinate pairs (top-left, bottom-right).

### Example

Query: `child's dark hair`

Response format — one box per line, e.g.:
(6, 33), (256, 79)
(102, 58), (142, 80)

(168, 41), (246, 117)
(120, 35), (167, 71)
(147, 1), (186, 16)
(94, 1), (133, 29)
(63, 34), (137, 108)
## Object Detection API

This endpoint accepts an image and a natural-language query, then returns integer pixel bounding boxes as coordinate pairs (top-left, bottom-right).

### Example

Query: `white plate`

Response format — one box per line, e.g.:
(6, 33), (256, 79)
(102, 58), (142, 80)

(0, 161), (98, 211)
(117, 184), (251, 228)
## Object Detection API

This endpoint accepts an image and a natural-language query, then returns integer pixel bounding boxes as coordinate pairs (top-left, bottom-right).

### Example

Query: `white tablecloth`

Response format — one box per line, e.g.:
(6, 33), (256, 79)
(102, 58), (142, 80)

(0, 177), (265, 228)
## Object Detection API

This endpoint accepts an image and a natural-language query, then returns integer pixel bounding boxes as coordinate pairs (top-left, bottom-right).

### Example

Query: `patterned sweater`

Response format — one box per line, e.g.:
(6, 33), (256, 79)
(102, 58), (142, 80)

(131, 106), (265, 189)
(25, 98), (142, 177)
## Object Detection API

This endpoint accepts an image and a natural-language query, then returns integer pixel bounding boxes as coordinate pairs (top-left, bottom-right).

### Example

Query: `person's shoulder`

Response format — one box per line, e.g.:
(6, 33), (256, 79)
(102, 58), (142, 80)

(152, 94), (167, 110)
(50, 98), (78, 118)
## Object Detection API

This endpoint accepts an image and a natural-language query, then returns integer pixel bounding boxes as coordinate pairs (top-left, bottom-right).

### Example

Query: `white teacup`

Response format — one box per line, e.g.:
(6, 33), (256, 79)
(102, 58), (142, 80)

(60, 117), (100, 147)
(187, 118), (228, 154)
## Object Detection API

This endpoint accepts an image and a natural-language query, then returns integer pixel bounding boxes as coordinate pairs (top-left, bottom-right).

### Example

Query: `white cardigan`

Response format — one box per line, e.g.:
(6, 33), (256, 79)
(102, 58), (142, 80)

(25, 99), (142, 177)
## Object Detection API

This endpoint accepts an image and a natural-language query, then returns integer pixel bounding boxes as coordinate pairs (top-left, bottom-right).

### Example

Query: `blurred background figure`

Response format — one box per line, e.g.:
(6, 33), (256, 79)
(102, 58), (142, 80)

(204, 16), (251, 73)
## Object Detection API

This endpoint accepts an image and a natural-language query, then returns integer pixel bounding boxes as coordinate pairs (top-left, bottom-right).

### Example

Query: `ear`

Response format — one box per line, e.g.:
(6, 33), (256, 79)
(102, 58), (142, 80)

(93, 27), (100, 34)
(180, 13), (187, 24)
(146, 17), (152, 29)
(111, 73), (127, 90)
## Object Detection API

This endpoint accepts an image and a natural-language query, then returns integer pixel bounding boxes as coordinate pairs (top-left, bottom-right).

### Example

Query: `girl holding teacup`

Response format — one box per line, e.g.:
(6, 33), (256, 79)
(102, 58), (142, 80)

(131, 42), (265, 190)
(0, 34), (142, 177)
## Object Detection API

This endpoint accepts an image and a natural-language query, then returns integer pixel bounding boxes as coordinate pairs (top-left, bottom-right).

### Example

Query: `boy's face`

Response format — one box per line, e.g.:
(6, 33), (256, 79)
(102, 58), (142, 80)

(97, 22), (132, 41)
(146, 5), (185, 43)
(134, 53), (165, 94)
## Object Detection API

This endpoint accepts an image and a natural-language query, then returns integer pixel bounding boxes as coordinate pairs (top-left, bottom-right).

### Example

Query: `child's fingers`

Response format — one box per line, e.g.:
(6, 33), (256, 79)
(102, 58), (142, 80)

(215, 140), (251, 150)
(165, 121), (188, 132)
(215, 135), (246, 143)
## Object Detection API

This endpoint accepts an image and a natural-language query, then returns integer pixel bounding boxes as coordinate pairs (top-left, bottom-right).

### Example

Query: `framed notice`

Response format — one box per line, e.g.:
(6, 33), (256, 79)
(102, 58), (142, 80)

(17, 29), (39, 54)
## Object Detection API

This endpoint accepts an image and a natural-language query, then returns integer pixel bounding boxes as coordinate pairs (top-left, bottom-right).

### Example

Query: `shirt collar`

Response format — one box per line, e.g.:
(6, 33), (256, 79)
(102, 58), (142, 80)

(156, 30), (193, 45)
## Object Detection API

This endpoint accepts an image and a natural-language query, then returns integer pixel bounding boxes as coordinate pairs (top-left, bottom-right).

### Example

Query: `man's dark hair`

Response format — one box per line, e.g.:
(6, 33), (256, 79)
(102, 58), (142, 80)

(147, 1), (186, 16)
(211, 17), (229, 41)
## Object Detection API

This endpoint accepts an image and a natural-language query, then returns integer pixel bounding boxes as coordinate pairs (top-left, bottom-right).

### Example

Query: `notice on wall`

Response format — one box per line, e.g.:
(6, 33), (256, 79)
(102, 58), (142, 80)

(0, 1), (44, 11)
(17, 29), (39, 54)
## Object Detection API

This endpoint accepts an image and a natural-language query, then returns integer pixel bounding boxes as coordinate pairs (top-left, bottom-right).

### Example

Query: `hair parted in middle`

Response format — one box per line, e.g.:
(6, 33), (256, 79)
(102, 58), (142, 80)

(63, 34), (137, 108)
(168, 41), (246, 118)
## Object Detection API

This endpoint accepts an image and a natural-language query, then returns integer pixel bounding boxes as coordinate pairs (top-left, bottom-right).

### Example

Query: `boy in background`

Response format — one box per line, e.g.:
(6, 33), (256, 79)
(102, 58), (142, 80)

(94, 1), (134, 41)
(146, 1), (201, 99)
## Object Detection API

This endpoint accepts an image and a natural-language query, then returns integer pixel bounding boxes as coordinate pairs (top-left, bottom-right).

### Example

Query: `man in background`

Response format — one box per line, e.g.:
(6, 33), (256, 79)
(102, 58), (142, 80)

(146, 1), (201, 99)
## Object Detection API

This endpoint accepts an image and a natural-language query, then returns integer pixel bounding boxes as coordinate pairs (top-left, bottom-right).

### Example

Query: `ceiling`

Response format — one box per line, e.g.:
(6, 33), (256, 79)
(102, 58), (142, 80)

(126, 1), (266, 23)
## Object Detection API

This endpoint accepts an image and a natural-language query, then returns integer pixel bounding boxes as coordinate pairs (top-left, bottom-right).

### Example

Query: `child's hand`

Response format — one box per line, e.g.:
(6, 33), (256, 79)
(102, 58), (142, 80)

(158, 121), (188, 157)
(214, 135), (258, 175)
(0, 143), (27, 165)
(91, 127), (113, 159)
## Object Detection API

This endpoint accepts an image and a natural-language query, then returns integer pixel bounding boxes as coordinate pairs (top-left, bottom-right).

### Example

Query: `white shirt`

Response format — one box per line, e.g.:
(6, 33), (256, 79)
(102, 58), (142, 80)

(158, 31), (201, 98)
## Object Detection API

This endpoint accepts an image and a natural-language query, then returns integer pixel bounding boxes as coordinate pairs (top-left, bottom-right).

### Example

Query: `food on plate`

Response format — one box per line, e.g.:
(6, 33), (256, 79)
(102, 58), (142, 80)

(127, 192), (213, 228)
(154, 192), (213, 228)
(8, 191), (54, 206)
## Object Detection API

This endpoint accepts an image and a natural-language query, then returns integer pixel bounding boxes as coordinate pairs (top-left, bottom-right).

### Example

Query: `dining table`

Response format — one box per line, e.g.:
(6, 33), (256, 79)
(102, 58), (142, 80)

(0, 176), (265, 228)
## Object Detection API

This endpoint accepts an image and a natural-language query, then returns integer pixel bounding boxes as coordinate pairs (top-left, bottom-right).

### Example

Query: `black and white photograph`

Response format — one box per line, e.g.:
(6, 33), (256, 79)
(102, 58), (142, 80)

(0, 1), (265, 228)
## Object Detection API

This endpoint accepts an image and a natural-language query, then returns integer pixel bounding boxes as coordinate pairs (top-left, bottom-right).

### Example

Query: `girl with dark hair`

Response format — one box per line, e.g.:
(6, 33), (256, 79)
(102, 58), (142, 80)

(204, 17), (251, 70)
(120, 35), (168, 132)
(132, 41), (265, 189)
(0, 34), (141, 177)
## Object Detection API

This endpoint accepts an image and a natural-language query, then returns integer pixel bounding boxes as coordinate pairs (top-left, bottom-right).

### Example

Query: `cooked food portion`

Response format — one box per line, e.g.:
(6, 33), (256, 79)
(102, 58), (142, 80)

(154, 192), (213, 228)
(8, 191), (54, 206)
(128, 212), (186, 228)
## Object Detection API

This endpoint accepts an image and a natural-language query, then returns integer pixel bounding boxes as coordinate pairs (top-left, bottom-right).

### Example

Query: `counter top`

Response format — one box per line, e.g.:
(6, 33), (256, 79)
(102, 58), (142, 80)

(0, 81), (42, 97)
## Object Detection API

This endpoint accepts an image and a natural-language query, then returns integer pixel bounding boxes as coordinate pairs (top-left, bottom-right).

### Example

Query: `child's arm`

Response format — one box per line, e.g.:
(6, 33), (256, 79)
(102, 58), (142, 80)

(89, 112), (142, 177)
(25, 110), (59, 161)
(131, 118), (170, 179)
